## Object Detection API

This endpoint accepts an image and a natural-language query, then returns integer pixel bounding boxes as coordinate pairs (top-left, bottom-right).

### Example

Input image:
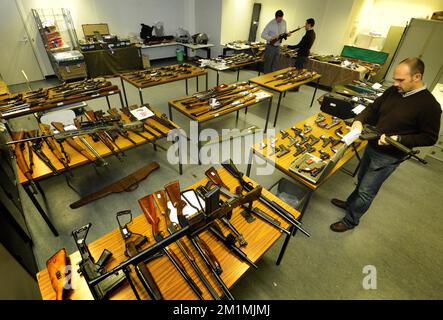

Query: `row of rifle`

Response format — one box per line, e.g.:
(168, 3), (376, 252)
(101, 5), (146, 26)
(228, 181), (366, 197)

(48, 161), (310, 300)
(264, 67), (317, 87)
(201, 53), (262, 68)
(122, 63), (204, 86)
(173, 82), (262, 117)
(0, 78), (117, 116)
(259, 113), (347, 159)
(6, 105), (177, 192)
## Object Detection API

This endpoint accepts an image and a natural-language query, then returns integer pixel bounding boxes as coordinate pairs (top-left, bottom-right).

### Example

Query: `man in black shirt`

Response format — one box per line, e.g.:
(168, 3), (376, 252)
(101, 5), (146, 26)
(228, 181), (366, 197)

(288, 18), (316, 69)
(330, 57), (441, 232)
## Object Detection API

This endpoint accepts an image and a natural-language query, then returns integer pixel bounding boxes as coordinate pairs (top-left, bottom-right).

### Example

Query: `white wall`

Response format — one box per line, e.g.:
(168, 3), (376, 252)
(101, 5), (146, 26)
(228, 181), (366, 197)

(195, 0), (223, 57)
(16, 0), (197, 75)
(356, 0), (443, 36)
(221, 0), (355, 55)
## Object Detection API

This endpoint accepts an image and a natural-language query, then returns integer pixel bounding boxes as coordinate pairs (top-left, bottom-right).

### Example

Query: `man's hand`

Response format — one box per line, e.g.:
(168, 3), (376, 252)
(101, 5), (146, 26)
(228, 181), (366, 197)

(351, 121), (363, 133)
(287, 32), (292, 37)
(378, 134), (398, 145)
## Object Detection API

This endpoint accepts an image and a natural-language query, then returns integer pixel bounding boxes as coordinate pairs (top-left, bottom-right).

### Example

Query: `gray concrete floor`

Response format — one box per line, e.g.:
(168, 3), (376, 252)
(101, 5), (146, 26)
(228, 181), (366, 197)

(11, 66), (443, 300)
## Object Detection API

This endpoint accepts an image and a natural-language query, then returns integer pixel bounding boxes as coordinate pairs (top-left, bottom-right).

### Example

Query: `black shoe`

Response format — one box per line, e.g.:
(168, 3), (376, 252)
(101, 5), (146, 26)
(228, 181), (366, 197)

(331, 198), (347, 210)
(330, 221), (353, 232)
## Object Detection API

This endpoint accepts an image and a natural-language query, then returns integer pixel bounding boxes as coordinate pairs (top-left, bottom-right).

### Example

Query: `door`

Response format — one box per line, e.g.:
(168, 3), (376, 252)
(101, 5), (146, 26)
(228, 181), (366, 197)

(248, 3), (262, 43)
(0, 0), (44, 85)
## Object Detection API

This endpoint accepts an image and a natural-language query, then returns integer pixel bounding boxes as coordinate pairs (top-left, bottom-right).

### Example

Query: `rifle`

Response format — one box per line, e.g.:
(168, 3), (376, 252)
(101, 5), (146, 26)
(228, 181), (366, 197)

(274, 71), (316, 87)
(116, 210), (163, 300)
(39, 123), (72, 174)
(82, 111), (125, 161)
(221, 159), (311, 237)
(138, 193), (204, 300)
(164, 181), (231, 299)
(106, 108), (144, 145)
(11, 131), (38, 193)
(137, 104), (178, 131)
(72, 223), (127, 300)
(153, 189), (221, 300)
(361, 125), (427, 164)
(50, 122), (108, 167)
(121, 106), (163, 139)
(269, 26), (302, 45)
(26, 130), (60, 176)
(46, 248), (72, 300)
(88, 184), (262, 300)
(69, 161), (160, 209)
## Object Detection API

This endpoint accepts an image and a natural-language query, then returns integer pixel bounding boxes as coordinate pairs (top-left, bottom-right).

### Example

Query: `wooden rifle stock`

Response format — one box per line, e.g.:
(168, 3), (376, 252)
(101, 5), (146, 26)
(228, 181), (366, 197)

(269, 26), (302, 45)
(51, 122), (97, 163)
(139, 194), (161, 237)
(46, 248), (71, 300)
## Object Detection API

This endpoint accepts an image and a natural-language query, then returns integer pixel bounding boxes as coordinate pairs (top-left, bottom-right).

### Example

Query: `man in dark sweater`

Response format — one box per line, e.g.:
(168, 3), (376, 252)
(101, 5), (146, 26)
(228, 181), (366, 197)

(288, 18), (316, 69)
(330, 57), (441, 232)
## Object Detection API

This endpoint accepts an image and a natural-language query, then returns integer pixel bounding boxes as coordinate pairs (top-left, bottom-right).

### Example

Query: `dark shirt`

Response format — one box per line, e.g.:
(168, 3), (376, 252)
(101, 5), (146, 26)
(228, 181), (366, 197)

(355, 86), (441, 157)
(288, 29), (316, 57)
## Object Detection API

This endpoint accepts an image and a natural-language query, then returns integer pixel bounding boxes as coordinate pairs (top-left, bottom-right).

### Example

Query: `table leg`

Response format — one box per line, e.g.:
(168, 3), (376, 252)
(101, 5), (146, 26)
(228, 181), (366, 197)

(185, 78), (189, 95)
(216, 71), (220, 87)
(105, 95), (111, 109)
(205, 73), (208, 90)
(246, 149), (253, 177)
(138, 88), (144, 105)
(341, 143), (362, 177)
(264, 97), (272, 133)
(118, 92), (125, 108)
(168, 103), (173, 121)
(276, 189), (314, 265)
(309, 77), (320, 108)
(236, 69), (240, 82)
(198, 122), (201, 165)
(273, 92), (283, 127)
(176, 135), (183, 175)
(196, 76), (199, 92)
(120, 77), (129, 107)
(207, 48), (211, 59)
(23, 184), (59, 237)
(236, 110), (239, 122)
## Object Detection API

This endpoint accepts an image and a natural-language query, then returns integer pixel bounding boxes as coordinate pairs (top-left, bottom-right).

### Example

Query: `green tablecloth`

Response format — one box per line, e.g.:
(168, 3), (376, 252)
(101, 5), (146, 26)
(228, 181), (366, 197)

(81, 46), (143, 77)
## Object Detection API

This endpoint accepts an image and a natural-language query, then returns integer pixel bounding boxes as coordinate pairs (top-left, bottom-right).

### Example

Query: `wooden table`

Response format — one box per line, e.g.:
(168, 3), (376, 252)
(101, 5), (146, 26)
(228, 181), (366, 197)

(168, 83), (273, 163)
(205, 58), (263, 86)
(119, 64), (208, 106)
(246, 113), (366, 264)
(249, 67), (322, 127)
(12, 107), (181, 237)
(0, 84), (124, 121)
(36, 167), (300, 300)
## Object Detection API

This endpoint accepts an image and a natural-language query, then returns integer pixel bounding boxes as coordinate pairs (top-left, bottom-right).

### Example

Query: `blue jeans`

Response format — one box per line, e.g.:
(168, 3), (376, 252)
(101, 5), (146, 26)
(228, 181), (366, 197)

(343, 144), (400, 227)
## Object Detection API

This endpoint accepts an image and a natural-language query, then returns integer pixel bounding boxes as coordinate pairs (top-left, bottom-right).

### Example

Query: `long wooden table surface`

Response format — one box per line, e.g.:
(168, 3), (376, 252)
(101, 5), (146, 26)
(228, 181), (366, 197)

(36, 167), (300, 300)
(1, 86), (121, 120)
(168, 83), (272, 122)
(206, 58), (263, 72)
(120, 65), (207, 89)
(251, 113), (367, 190)
(249, 67), (322, 93)
(13, 106), (179, 184)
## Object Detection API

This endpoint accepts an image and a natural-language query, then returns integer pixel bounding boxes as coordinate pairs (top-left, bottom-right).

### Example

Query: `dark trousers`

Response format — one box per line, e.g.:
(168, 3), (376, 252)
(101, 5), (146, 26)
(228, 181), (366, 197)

(343, 144), (400, 227)
(264, 45), (280, 73)
(295, 56), (308, 69)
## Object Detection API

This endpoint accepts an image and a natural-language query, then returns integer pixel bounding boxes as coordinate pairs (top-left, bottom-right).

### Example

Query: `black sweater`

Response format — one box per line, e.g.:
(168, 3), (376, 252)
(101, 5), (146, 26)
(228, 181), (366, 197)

(288, 29), (316, 57)
(355, 86), (441, 157)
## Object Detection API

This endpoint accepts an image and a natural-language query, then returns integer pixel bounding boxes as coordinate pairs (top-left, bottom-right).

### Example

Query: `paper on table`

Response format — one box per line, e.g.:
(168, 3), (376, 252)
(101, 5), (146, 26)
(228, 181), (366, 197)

(64, 124), (78, 131)
(254, 91), (271, 100)
(168, 191), (205, 225)
(372, 82), (382, 90)
(352, 104), (366, 115)
(342, 128), (361, 146)
(130, 106), (154, 120)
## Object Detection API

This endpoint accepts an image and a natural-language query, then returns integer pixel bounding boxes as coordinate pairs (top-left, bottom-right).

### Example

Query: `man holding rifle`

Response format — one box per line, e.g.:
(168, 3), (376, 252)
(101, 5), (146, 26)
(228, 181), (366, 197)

(261, 10), (292, 73)
(288, 18), (316, 69)
(330, 57), (441, 232)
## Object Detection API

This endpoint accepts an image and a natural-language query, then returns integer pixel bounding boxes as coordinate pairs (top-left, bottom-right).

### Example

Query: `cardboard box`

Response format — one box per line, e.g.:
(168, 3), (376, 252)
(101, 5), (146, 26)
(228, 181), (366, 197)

(57, 62), (87, 80)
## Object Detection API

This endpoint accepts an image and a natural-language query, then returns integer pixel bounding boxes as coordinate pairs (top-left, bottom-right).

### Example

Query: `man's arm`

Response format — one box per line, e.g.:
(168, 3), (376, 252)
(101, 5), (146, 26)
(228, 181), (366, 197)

(353, 86), (393, 131)
(261, 21), (275, 42)
(396, 103), (441, 148)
